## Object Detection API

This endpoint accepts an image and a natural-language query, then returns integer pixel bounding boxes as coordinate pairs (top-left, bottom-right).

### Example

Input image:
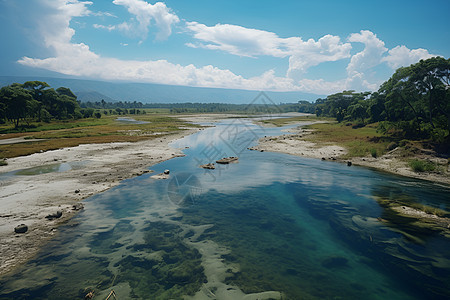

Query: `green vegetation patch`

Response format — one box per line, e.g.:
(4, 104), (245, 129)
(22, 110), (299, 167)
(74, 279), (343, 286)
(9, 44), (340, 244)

(304, 122), (391, 158)
(260, 115), (332, 127)
(408, 159), (436, 172)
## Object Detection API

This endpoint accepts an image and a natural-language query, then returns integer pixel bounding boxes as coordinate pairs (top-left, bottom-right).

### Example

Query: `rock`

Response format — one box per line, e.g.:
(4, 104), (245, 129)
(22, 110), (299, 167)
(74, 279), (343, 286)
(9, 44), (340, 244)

(164, 169), (170, 174)
(75, 189), (80, 194)
(259, 149), (264, 152)
(151, 173), (169, 180)
(14, 224), (28, 234)
(72, 203), (84, 211)
(216, 157), (239, 164)
(322, 157), (326, 160)
(200, 163), (215, 170)
(347, 161), (352, 166)
(46, 210), (63, 220)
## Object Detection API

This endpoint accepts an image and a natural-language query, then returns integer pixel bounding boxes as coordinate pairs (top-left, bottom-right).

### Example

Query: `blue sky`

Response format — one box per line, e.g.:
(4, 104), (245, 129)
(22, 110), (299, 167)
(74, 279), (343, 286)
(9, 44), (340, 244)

(0, 0), (449, 95)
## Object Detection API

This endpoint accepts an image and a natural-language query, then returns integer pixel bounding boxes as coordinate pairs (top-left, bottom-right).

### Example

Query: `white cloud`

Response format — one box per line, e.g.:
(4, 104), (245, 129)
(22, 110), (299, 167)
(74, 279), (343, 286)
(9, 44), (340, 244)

(112, 0), (179, 40)
(382, 45), (435, 69)
(186, 22), (352, 77)
(91, 11), (117, 17)
(287, 34), (352, 78)
(93, 24), (116, 31)
(347, 30), (387, 75)
(185, 22), (294, 58)
(16, 1), (439, 96)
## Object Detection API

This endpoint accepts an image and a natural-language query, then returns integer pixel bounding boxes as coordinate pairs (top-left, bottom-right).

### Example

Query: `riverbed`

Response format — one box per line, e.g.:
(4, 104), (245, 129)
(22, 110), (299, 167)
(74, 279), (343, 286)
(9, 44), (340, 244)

(0, 118), (449, 299)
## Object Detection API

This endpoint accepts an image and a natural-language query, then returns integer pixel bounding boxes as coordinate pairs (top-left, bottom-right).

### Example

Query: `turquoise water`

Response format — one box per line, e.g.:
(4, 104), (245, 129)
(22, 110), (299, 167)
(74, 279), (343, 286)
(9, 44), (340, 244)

(0, 161), (88, 182)
(0, 119), (449, 299)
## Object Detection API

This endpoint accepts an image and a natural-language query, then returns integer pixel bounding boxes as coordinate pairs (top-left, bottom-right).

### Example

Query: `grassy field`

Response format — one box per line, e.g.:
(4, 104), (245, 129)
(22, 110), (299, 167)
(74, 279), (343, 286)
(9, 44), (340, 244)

(303, 122), (394, 158)
(260, 115), (332, 126)
(261, 116), (392, 158)
(0, 114), (198, 159)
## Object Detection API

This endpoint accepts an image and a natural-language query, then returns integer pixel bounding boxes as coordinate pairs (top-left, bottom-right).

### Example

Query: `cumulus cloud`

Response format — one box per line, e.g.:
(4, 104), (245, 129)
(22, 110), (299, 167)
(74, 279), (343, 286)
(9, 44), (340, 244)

(287, 34), (352, 79)
(186, 22), (352, 77)
(111, 0), (179, 40)
(185, 22), (294, 58)
(382, 45), (435, 69)
(17, 1), (439, 95)
(347, 30), (387, 75)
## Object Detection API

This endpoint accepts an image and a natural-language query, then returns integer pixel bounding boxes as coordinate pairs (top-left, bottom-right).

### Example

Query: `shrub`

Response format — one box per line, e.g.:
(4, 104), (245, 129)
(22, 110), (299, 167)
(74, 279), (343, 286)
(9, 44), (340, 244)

(370, 148), (377, 158)
(409, 159), (436, 172)
(0, 159), (7, 166)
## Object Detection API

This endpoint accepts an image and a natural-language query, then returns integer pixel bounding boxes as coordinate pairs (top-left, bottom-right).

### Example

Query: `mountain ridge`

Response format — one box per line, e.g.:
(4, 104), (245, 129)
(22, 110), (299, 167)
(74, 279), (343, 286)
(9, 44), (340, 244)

(0, 76), (324, 104)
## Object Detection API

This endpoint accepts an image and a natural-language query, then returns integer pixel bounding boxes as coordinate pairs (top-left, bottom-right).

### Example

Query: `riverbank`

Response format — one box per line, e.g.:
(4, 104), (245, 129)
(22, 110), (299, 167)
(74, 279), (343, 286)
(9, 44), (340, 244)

(0, 128), (201, 277)
(255, 123), (450, 185)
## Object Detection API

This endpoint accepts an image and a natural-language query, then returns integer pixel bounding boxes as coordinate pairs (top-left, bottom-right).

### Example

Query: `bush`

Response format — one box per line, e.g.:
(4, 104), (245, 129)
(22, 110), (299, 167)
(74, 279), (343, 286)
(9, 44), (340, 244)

(370, 148), (377, 158)
(0, 159), (7, 166)
(41, 108), (52, 123)
(409, 159), (436, 172)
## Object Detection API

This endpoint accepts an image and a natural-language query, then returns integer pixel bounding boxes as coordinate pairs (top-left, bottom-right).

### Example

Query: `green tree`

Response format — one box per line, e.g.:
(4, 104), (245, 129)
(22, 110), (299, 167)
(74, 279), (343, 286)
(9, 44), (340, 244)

(0, 85), (37, 128)
(22, 81), (49, 122)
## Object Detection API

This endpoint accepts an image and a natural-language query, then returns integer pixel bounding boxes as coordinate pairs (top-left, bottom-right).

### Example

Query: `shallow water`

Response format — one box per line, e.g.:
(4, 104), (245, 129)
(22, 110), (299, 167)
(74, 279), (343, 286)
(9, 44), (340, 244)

(0, 161), (88, 180)
(0, 119), (449, 299)
(115, 117), (149, 124)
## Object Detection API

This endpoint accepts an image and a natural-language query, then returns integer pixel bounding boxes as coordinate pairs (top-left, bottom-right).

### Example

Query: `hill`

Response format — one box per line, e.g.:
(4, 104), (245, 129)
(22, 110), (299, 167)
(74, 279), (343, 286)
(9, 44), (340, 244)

(0, 76), (323, 104)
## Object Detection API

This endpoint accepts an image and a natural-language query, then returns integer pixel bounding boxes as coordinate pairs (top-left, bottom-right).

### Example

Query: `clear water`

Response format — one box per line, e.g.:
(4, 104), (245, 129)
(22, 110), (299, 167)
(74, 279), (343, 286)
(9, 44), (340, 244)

(0, 119), (449, 300)
(0, 161), (88, 181)
(116, 117), (149, 125)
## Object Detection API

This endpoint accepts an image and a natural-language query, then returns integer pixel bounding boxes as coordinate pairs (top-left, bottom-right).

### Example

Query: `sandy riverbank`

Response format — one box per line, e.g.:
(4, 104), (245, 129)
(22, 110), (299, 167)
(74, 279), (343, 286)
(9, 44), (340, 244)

(255, 124), (450, 185)
(0, 128), (200, 277)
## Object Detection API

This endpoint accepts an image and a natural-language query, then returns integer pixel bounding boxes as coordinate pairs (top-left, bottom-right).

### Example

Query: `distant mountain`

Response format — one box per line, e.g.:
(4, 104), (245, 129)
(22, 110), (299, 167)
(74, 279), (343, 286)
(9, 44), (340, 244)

(0, 76), (324, 104)
(74, 91), (117, 103)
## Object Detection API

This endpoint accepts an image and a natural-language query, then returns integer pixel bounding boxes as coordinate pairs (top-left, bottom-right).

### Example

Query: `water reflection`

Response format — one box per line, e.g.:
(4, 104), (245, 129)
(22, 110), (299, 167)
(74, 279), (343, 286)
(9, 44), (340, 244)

(0, 118), (449, 299)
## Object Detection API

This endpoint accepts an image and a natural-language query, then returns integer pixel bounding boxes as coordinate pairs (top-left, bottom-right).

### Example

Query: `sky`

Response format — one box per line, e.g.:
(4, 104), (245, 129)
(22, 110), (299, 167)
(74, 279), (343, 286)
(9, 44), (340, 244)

(0, 0), (449, 95)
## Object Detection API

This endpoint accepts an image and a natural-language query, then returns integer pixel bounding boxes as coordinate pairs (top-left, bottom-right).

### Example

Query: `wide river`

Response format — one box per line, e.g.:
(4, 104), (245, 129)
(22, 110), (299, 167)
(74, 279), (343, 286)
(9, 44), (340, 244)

(0, 118), (449, 299)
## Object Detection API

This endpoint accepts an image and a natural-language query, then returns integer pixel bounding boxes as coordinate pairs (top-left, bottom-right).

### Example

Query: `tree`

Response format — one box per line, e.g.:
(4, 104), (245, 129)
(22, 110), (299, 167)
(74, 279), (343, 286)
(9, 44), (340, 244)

(378, 57), (450, 140)
(0, 85), (36, 128)
(408, 57), (450, 131)
(22, 81), (49, 121)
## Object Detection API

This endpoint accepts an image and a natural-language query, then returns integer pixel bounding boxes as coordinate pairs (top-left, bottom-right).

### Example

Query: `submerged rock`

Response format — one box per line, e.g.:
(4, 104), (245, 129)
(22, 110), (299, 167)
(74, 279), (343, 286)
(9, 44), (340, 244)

(14, 224), (28, 234)
(164, 169), (170, 174)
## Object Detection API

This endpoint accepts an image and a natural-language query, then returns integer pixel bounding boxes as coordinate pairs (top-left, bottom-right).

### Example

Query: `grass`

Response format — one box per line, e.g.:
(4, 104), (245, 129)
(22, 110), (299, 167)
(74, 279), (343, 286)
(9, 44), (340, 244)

(0, 114), (199, 159)
(260, 115), (332, 127)
(408, 159), (436, 172)
(303, 122), (392, 158)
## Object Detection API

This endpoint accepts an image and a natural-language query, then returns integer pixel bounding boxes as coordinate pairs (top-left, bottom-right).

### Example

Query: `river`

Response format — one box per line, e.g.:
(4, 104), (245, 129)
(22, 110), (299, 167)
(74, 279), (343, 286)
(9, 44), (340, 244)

(0, 118), (449, 299)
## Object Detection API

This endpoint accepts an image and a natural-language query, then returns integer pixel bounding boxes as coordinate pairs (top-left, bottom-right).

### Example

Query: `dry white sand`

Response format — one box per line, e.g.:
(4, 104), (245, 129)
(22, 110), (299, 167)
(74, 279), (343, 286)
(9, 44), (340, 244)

(0, 129), (198, 276)
(256, 127), (347, 159)
(255, 124), (449, 185)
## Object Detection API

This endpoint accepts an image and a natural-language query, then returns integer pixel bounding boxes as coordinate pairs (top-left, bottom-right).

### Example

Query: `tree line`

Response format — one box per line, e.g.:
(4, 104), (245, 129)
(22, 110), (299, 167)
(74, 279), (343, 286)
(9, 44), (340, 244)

(0, 81), (83, 128)
(313, 57), (449, 144)
(1, 57), (448, 146)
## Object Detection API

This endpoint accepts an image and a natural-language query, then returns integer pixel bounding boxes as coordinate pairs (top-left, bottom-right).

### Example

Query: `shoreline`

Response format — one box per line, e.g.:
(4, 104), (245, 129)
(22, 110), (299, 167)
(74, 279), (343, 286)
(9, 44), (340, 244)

(255, 124), (449, 186)
(0, 128), (199, 277)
